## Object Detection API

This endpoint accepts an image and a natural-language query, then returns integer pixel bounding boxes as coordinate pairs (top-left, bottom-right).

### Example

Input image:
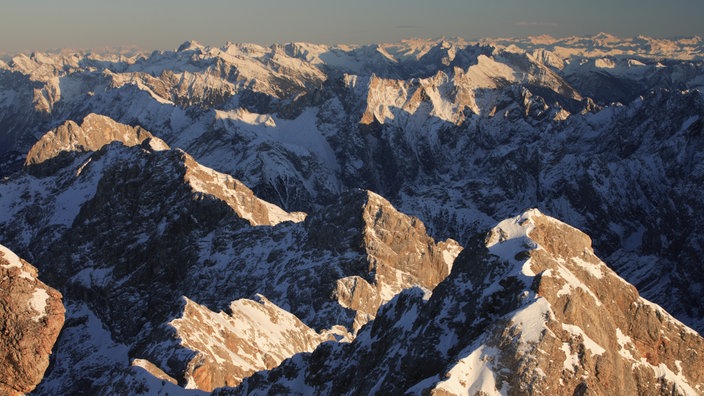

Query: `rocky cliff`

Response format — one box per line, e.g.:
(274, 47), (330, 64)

(227, 210), (704, 395)
(0, 245), (64, 396)
(25, 113), (166, 166)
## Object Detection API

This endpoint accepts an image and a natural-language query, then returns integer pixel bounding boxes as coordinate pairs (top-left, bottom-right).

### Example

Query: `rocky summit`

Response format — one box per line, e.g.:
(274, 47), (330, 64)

(0, 34), (703, 394)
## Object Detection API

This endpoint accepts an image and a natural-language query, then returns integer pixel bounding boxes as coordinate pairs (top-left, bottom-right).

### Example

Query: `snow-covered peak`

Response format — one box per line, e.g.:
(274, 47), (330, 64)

(486, 33), (704, 61)
(485, 208), (539, 262)
(177, 40), (206, 52)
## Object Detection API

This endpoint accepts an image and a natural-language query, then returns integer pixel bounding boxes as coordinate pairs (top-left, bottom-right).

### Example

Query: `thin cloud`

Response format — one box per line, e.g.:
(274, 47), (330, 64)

(515, 21), (559, 28)
(394, 25), (423, 29)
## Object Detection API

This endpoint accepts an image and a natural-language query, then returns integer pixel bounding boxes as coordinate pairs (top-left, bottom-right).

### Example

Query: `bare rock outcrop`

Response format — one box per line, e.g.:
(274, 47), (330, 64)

(307, 189), (462, 331)
(0, 245), (65, 396)
(25, 113), (168, 166)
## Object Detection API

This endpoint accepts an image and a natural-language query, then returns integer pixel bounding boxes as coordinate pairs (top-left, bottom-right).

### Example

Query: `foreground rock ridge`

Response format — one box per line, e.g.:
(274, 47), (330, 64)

(0, 33), (702, 394)
(0, 245), (64, 396)
(226, 210), (704, 395)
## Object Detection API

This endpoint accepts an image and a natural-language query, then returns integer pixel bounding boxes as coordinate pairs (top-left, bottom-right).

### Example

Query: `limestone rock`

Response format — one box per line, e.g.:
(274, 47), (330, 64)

(25, 113), (168, 166)
(0, 245), (64, 396)
(183, 153), (306, 226)
(171, 295), (334, 391)
(307, 189), (462, 331)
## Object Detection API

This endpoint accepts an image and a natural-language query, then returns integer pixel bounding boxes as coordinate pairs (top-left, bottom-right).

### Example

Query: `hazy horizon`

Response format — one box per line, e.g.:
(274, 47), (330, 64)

(1, 0), (702, 55)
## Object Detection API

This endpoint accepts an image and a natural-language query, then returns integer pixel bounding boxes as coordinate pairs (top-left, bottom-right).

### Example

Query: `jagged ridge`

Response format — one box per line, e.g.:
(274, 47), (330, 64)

(0, 116), (461, 393)
(0, 34), (703, 394)
(226, 210), (704, 395)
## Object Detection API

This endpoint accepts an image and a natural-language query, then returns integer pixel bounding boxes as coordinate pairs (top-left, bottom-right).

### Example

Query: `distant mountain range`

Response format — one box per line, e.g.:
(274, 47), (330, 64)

(0, 34), (703, 394)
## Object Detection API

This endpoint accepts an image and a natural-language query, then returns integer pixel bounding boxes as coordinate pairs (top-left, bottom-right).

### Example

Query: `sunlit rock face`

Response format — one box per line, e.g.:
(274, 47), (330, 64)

(0, 245), (65, 396)
(225, 210), (704, 396)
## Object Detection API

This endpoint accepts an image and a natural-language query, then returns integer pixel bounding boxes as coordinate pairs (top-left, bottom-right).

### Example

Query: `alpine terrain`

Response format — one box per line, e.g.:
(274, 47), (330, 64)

(0, 33), (703, 394)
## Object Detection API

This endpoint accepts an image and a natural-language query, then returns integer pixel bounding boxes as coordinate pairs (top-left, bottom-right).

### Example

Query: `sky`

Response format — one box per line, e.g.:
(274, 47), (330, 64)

(1, 0), (702, 54)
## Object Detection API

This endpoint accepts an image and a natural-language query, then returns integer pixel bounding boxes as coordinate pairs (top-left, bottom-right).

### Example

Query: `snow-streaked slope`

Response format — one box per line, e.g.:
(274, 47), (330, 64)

(226, 210), (704, 396)
(0, 118), (461, 393)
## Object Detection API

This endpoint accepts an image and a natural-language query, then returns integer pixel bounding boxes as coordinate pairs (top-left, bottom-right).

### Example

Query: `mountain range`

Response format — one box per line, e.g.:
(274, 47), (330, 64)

(0, 33), (703, 394)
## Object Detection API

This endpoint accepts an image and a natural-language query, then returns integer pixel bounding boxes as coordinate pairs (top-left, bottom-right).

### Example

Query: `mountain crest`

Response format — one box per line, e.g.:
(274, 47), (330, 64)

(182, 152), (306, 226)
(227, 210), (704, 395)
(177, 40), (207, 52)
(307, 189), (461, 331)
(25, 113), (168, 166)
(444, 209), (704, 395)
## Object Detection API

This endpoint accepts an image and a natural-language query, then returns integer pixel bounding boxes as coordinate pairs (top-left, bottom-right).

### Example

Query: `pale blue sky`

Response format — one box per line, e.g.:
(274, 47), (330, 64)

(1, 0), (702, 53)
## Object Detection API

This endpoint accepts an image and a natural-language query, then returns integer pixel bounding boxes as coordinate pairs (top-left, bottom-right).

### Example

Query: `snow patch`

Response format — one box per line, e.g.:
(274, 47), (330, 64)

(561, 342), (579, 372)
(0, 245), (34, 280)
(509, 297), (554, 354)
(561, 323), (605, 356)
(554, 264), (603, 306)
(28, 288), (50, 321)
(615, 327), (635, 360)
(634, 358), (700, 396)
(570, 256), (604, 278)
(433, 345), (507, 396)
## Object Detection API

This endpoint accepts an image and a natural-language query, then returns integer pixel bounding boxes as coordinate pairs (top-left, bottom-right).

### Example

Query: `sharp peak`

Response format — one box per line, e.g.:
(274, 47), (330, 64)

(592, 32), (619, 39)
(485, 208), (588, 259)
(335, 188), (395, 210)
